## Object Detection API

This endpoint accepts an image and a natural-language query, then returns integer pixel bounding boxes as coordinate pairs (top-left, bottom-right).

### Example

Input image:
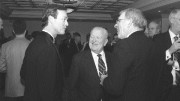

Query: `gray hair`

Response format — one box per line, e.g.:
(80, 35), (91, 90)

(120, 8), (147, 29)
(169, 9), (180, 24)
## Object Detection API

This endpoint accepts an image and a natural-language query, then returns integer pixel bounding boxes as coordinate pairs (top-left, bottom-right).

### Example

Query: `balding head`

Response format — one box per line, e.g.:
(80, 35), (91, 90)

(89, 27), (108, 54)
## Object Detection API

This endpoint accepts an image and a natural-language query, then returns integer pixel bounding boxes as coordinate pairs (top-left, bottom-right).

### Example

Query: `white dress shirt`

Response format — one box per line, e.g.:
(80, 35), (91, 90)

(91, 51), (108, 77)
(166, 29), (180, 85)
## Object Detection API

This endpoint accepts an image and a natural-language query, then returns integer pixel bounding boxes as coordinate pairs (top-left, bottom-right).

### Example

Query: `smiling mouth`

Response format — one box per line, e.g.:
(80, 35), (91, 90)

(90, 42), (97, 45)
(92, 43), (99, 46)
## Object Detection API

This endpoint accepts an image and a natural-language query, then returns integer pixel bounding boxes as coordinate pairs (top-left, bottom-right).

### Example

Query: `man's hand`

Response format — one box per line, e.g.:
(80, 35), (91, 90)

(169, 39), (180, 54)
(100, 75), (108, 85)
(167, 59), (174, 66)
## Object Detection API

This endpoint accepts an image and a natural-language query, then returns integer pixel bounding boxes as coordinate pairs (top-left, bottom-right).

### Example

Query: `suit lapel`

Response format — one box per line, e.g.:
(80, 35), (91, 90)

(105, 51), (111, 71)
(42, 31), (61, 60)
(42, 31), (64, 75)
(164, 31), (172, 48)
(86, 50), (100, 83)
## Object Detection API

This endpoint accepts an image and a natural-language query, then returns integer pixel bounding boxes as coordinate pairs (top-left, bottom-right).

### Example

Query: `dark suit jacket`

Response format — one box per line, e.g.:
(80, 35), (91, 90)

(103, 31), (154, 101)
(68, 50), (111, 101)
(153, 31), (180, 101)
(20, 31), (64, 101)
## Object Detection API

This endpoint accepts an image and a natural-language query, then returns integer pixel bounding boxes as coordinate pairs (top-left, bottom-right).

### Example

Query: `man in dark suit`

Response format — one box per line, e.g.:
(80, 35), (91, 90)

(153, 9), (180, 101)
(101, 8), (153, 101)
(20, 5), (71, 101)
(68, 27), (111, 101)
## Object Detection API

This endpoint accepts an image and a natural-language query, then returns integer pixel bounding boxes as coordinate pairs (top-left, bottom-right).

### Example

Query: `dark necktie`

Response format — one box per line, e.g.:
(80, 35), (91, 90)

(173, 36), (180, 85)
(97, 54), (107, 77)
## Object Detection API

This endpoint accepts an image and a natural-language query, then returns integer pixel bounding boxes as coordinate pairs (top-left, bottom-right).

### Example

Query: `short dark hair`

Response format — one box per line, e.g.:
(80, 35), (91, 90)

(73, 32), (81, 37)
(41, 4), (67, 27)
(13, 20), (26, 35)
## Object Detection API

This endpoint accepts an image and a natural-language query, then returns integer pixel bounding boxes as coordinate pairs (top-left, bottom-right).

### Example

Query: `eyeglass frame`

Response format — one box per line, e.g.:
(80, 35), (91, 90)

(116, 18), (128, 23)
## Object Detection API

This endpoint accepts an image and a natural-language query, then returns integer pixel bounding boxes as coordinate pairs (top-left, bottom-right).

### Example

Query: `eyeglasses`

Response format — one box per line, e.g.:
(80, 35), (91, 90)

(116, 19), (126, 23)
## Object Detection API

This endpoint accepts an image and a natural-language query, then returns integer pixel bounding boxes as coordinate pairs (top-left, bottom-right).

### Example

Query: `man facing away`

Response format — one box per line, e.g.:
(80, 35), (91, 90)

(102, 8), (154, 101)
(0, 20), (30, 101)
(68, 27), (111, 101)
(20, 4), (70, 101)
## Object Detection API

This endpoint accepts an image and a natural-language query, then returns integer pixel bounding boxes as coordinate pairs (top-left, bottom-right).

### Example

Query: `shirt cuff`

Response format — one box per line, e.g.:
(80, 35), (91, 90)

(166, 49), (171, 60)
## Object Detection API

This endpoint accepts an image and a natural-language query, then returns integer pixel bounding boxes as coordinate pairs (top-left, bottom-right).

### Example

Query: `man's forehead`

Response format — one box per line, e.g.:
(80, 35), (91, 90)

(57, 10), (68, 18)
(57, 10), (67, 14)
(175, 11), (180, 18)
(91, 30), (101, 36)
(149, 22), (158, 27)
(119, 12), (126, 19)
(93, 28), (103, 33)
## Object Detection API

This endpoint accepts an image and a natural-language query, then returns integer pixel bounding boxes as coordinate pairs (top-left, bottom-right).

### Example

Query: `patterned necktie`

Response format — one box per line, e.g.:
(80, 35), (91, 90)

(97, 54), (107, 77)
(173, 35), (180, 85)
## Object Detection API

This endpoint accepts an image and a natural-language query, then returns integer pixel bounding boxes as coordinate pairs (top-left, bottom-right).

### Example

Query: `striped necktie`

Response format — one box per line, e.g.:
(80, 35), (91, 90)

(97, 54), (107, 77)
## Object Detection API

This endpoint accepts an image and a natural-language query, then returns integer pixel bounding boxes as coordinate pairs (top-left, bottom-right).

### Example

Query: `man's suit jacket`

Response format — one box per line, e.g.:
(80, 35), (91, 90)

(68, 50), (111, 101)
(103, 31), (154, 101)
(20, 31), (64, 101)
(0, 35), (30, 97)
(153, 31), (180, 101)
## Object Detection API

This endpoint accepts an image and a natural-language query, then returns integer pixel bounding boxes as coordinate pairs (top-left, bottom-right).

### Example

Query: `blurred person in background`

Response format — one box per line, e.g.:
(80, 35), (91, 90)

(0, 19), (30, 101)
(145, 20), (161, 39)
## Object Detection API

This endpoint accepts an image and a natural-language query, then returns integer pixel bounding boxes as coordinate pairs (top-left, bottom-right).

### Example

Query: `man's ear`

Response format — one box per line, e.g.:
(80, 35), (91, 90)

(128, 19), (133, 27)
(48, 15), (54, 24)
(104, 39), (108, 46)
(12, 30), (15, 35)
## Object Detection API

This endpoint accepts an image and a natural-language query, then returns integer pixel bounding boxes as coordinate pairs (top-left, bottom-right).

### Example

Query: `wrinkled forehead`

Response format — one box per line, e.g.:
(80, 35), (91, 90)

(91, 29), (102, 36)
(149, 22), (158, 28)
(91, 30), (108, 40)
(91, 30), (106, 38)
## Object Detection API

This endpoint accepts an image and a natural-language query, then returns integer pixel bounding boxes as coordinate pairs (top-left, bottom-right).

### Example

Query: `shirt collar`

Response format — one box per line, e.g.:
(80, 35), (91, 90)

(42, 29), (55, 43)
(169, 29), (178, 43)
(91, 50), (105, 57)
(16, 34), (25, 38)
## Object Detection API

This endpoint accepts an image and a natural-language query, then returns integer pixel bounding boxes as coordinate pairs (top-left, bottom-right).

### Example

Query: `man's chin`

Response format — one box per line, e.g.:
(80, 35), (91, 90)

(58, 31), (65, 35)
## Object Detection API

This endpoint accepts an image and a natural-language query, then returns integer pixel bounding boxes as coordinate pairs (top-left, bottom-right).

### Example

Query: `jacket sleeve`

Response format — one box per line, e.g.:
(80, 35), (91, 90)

(0, 45), (7, 72)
